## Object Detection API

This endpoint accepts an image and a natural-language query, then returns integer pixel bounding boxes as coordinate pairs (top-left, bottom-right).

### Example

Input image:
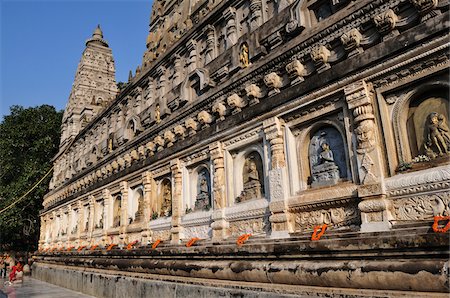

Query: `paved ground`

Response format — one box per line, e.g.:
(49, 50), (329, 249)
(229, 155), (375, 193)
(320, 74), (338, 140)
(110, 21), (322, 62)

(0, 276), (93, 298)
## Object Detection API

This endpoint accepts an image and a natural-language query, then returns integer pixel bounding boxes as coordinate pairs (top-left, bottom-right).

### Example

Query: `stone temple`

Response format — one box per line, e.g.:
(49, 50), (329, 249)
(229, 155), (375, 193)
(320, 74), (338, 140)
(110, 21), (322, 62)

(34, 0), (449, 297)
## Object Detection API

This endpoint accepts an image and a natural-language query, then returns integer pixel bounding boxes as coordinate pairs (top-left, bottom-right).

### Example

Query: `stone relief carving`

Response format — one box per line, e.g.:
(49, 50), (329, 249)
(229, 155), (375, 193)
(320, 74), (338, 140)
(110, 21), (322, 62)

(134, 191), (144, 222)
(229, 217), (269, 236)
(309, 128), (347, 187)
(160, 181), (172, 217)
(340, 28), (363, 56)
(198, 110), (214, 127)
(344, 81), (378, 185)
(294, 204), (360, 231)
(113, 196), (121, 227)
(424, 112), (450, 158)
(285, 59), (306, 84)
(212, 102), (227, 121)
(185, 118), (199, 135)
(373, 9), (398, 38)
(240, 43), (250, 68)
(236, 153), (264, 203)
(393, 192), (450, 221)
(310, 45), (331, 72)
(164, 130), (176, 147)
(410, 0), (438, 14)
(227, 93), (246, 113)
(245, 84), (263, 105)
(183, 225), (211, 240)
(263, 72), (283, 95)
(195, 169), (211, 211)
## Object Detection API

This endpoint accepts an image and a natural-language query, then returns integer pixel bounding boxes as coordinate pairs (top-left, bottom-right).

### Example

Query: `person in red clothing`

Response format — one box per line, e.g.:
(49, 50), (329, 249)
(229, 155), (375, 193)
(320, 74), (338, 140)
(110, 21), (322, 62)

(8, 261), (22, 282)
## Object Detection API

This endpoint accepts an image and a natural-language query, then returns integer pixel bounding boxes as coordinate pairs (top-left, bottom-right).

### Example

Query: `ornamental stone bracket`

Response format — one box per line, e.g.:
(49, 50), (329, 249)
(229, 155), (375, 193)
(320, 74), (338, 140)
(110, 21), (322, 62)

(170, 159), (183, 244)
(263, 117), (290, 238)
(344, 80), (392, 232)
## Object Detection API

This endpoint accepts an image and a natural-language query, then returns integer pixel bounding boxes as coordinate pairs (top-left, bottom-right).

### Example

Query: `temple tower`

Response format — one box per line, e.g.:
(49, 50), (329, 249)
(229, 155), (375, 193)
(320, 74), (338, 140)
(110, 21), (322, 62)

(60, 25), (118, 149)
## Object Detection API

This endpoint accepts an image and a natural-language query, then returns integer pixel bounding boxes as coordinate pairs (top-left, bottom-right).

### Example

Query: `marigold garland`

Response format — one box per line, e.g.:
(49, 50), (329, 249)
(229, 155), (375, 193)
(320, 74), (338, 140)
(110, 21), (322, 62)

(432, 216), (450, 233)
(236, 234), (252, 246)
(90, 245), (98, 251)
(311, 224), (328, 241)
(186, 237), (200, 247)
(77, 246), (86, 252)
(107, 244), (117, 251)
(126, 240), (139, 250)
(67, 246), (74, 251)
(152, 239), (162, 249)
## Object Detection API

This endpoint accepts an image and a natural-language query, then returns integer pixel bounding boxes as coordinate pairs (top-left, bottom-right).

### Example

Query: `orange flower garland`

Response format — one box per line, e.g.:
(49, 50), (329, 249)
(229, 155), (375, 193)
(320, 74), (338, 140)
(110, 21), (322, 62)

(126, 240), (139, 250)
(107, 244), (117, 251)
(77, 246), (86, 252)
(186, 237), (200, 247)
(90, 245), (98, 251)
(432, 216), (450, 233)
(311, 224), (328, 241)
(236, 234), (251, 246)
(67, 246), (74, 251)
(152, 239), (162, 249)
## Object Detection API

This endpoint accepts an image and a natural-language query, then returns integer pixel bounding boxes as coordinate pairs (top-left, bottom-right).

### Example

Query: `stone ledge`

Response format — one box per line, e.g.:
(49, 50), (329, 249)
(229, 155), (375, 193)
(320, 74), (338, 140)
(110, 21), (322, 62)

(34, 227), (449, 293)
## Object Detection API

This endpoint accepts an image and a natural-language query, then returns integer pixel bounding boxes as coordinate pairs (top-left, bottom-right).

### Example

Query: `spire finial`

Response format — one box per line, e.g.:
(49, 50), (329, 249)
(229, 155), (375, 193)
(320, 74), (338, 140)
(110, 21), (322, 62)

(86, 24), (108, 47)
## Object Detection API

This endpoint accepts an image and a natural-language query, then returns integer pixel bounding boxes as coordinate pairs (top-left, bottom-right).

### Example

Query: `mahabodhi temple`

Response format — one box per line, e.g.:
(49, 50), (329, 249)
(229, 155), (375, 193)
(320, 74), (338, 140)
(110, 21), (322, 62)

(34, 0), (450, 296)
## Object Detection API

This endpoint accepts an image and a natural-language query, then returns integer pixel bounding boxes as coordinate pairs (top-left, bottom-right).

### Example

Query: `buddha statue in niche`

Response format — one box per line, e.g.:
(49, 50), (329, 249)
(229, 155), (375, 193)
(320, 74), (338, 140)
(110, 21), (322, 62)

(309, 130), (341, 187)
(424, 112), (450, 158)
(236, 156), (263, 203)
(194, 171), (211, 211)
(134, 192), (144, 221)
(113, 197), (121, 227)
(160, 182), (172, 217)
(84, 207), (90, 232)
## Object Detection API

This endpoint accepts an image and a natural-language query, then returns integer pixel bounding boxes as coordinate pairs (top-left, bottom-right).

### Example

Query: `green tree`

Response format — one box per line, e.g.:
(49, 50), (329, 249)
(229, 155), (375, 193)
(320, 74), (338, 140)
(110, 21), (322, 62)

(0, 105), (62, 252)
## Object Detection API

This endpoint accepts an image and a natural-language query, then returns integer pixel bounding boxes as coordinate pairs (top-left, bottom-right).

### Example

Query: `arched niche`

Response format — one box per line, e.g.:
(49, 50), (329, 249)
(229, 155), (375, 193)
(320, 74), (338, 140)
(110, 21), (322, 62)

(393, 83), (449, 162)
(134, 187), (145, 222)
(112, 195), (121, 228)
(233, 147), (266, 204)
(192, 166), (211, 211)
(300, 122), (350, 188)
(158, 178), (172, 217)
(127, 186), (144, 224)
(180, 68), (214, 105)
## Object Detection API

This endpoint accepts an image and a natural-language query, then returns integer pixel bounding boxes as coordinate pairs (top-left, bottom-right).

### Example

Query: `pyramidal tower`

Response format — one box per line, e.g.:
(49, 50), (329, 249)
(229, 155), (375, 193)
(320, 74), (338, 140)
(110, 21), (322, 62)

(60, 25), (118, 149)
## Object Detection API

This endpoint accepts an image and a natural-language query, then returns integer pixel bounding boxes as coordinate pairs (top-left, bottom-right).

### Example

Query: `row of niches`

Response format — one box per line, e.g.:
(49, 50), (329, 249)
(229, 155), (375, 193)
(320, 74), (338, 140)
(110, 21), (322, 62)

(43, 121), (353, 242)
(48, 0), (441, 190)
(143, 0), (353, 68)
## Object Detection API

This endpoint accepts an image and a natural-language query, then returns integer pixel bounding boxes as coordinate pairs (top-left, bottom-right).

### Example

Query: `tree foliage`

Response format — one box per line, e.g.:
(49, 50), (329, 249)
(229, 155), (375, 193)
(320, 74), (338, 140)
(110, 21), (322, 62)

(0, 105), (62, 252)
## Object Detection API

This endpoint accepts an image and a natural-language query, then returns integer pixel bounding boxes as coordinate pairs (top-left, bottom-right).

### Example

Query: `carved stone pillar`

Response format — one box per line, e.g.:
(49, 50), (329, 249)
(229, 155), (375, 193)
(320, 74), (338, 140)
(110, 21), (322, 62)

(156, 66), (167, 99)
(263, 117), (291, 238)
(119, 181), (129, 243)
(141, 171), (153, 244)
(173, 55), (183, 86)
(249, 0), (263, 31)
(187, 40), (197, 73)
(88, 198), (95, 239)
(223, 8), (237, 48)
(102, 189), (112, 229)
(210, 142), (230, 240)
(344, 80), (392, 232)
(204, 25), (216, 65)
(170, 159), (184, 244)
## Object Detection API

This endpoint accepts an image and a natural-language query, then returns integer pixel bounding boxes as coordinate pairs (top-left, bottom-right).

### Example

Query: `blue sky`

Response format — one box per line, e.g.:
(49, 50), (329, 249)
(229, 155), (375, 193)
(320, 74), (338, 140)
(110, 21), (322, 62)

(0, 0), (152, 120)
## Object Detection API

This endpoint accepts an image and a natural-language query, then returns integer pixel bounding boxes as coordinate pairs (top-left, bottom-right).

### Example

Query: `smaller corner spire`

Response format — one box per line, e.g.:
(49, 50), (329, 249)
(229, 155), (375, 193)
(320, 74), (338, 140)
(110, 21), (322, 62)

(93, 24), (103, 39)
